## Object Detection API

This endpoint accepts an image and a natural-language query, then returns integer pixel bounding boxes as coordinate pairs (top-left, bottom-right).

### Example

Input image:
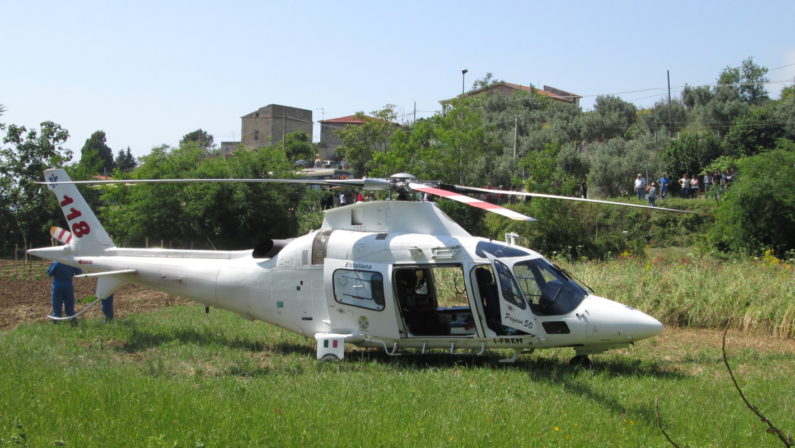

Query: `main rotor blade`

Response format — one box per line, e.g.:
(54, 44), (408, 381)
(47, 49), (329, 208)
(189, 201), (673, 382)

(453, 185), (697, 214)
(409, 183), (536, 221)
(39, 177), (393, 190)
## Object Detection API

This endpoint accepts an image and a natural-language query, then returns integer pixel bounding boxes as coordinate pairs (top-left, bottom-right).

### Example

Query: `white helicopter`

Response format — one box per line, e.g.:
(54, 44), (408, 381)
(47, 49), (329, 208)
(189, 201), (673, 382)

(30, 168), (679, 366)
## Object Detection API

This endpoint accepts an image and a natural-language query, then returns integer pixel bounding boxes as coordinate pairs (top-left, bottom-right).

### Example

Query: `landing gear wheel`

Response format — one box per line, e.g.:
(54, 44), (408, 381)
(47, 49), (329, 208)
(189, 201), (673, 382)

(569, 355), (593, 369)
(320, 353), (341, 362)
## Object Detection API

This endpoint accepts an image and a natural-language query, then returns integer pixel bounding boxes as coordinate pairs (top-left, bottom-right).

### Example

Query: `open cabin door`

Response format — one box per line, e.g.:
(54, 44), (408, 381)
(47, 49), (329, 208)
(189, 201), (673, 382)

(393, 265), (476, 338)
(492, 259), (538, 334)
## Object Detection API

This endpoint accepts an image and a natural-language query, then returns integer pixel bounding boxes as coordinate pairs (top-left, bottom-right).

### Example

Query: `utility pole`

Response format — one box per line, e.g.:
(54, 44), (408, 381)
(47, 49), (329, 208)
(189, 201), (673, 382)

(413, 101), (416, 124)
(513, 115), (519, 162)
(667, 70), (673, 136)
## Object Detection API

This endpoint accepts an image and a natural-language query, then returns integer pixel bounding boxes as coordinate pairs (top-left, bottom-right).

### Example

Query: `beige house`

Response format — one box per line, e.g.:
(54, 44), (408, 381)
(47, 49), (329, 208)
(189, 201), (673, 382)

(240, 104), (313, 149)
(442, 82), (581, 107)
(318, 115), (370, 161)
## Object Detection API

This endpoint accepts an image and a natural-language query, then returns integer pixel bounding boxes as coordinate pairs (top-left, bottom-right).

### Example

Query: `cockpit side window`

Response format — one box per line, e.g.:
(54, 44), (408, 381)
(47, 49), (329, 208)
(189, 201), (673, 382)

(512, 259), (587, 316)
(494, 260), (526, 310)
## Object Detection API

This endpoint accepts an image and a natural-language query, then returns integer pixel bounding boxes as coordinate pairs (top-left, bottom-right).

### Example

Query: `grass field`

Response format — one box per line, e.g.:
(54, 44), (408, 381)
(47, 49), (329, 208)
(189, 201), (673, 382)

(2, 252), (793, 447)
(2, 304), (794, 447)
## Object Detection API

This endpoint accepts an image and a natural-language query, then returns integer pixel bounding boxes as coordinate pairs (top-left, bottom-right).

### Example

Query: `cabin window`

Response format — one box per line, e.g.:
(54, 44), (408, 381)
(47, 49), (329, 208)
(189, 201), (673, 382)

(312, 230), (332, 265)
(332, 269), (385, 311)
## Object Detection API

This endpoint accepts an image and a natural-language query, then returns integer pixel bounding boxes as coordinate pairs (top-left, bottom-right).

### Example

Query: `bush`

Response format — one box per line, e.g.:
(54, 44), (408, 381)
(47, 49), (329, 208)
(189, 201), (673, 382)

(708, 145), (795, 255)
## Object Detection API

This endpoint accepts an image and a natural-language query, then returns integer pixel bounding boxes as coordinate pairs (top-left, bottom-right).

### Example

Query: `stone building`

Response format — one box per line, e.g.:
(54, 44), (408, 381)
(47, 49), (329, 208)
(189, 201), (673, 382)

(441, 82), (581, 107)
(240, 104), (313, 149)
(318, 115), (370, 161)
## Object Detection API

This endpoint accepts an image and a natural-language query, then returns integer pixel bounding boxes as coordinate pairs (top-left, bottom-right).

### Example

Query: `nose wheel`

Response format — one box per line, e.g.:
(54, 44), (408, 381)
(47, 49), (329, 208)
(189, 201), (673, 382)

(569, 355), (593, 369)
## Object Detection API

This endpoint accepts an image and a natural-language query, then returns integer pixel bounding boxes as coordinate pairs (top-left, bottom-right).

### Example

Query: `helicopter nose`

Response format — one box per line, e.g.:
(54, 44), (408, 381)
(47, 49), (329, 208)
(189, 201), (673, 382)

(630, 311), (664, 340)
(584, 296), (664, 342)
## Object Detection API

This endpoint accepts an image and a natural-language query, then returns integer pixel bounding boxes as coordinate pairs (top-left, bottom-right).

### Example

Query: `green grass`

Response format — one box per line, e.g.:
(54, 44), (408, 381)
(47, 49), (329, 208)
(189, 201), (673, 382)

(2, 305), (794, 447)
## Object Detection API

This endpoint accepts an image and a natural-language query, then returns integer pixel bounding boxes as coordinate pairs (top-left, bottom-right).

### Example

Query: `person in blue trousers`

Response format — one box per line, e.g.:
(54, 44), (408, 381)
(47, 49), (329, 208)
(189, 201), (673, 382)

(47, 262), (82, 322)
(101, 295), (114, 322)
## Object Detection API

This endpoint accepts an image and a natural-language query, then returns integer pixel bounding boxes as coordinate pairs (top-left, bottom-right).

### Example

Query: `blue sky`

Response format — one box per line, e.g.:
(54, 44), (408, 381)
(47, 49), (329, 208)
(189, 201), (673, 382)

(3, 0), (794, 160)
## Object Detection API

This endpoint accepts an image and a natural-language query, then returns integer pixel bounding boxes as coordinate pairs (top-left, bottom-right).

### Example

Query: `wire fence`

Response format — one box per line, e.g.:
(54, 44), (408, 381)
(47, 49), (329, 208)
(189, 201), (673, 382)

(0, 258), (49, 280)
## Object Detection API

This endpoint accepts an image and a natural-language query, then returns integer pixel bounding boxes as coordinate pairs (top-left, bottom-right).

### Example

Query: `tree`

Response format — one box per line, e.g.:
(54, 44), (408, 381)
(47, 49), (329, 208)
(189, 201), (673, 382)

(722, 57), (769, 105)
(100, 142), (301, 249)
(520, 142), (579, 195)
(682, 84), (713, 110)
(0, 121), (72, 254)
(370, 118), (437, 178)
(708, 144), (795, 255)
(430, 98), (503, 185)
(724, 104), (783, 156)
(78, 130), (114, 175)
(471, 72), (502, 90)
(114, 147), (137, 171)
(660, 132), (723, 179)
(580, 95), (638, 142)
(283, 131), (315, 163)
(773, 92), (795, 140)
(637, 99), (688, 136)
(180, 129), (214, 150)
(335, 106), (398, 177)
(587, 135), (666, 197)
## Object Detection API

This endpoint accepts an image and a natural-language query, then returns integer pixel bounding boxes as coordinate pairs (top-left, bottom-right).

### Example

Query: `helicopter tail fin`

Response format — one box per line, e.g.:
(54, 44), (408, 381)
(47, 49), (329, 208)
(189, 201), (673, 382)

(42, 168), (115, 256)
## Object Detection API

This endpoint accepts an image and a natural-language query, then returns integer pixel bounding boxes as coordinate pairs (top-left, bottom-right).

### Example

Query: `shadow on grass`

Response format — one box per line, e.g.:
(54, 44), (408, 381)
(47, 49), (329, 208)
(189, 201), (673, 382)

(113, 319), (314, 357)
(115, 316), (684, 380)
(344, 347), (684, 379)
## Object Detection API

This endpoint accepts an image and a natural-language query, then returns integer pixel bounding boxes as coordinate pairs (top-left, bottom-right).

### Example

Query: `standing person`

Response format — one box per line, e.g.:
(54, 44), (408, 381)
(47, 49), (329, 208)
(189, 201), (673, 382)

(714, 170), (724, 200)
(657, 174), (670, 199)
(101, 295), (114, 323)
(703, 172), (712, 198)
(339, 191), (347, 206)
(634, 174), (646, 200)
(647, 182), (657, 207)
(47, 261), (82, 322)
(679, 173), (691, 199)
(690, 176), (699, 199)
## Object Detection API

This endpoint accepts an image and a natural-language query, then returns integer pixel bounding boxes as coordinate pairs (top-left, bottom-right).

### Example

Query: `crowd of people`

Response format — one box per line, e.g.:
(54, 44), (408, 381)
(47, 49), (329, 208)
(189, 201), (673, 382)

(632, 168), (736, 206)
(319, 190), (374, 209)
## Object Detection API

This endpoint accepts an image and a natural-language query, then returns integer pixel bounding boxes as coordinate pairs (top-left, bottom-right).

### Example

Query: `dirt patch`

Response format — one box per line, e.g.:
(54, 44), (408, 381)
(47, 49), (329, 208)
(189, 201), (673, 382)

(0, 260), (188, 329)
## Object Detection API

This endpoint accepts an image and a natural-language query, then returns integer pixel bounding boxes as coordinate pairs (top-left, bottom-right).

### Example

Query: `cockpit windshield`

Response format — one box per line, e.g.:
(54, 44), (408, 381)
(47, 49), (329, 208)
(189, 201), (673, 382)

(512, 258), (587, 316)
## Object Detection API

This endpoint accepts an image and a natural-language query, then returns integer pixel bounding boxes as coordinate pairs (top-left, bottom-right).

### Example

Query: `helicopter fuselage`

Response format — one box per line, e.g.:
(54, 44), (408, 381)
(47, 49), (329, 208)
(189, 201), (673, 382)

(29, 169), (663, 362)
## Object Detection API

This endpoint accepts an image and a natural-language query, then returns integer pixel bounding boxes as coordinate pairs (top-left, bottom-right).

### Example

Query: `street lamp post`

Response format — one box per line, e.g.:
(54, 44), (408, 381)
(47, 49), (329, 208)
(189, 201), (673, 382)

(461, 69), (468, 95)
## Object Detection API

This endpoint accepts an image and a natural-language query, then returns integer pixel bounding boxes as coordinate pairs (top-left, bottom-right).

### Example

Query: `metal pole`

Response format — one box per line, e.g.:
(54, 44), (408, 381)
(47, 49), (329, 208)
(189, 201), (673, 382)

(513, 116), (518, 162)
(667, 70), (673, 136)
(461, 69), (468, 95)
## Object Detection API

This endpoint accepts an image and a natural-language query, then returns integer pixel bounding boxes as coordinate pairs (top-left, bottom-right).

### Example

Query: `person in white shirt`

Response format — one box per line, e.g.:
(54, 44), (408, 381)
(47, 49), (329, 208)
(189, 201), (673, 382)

(634, 173), (646, 200)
